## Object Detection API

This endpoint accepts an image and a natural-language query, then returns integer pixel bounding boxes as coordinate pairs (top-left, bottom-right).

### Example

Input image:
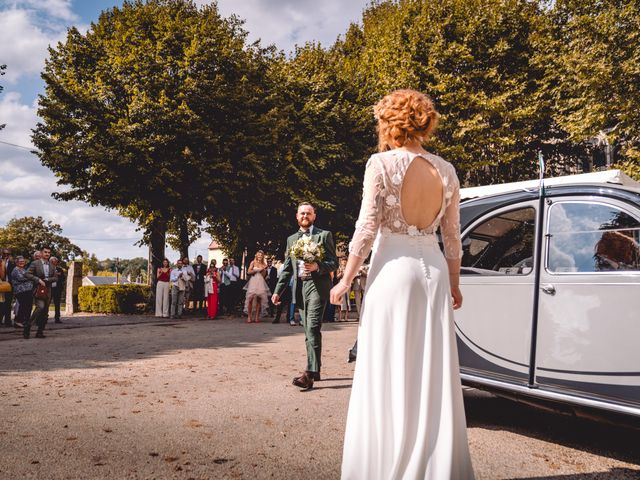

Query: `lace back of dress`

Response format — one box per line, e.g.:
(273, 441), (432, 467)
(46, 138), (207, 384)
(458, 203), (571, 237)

(399, 157), (444, 230)
(348, 149), (463, 260)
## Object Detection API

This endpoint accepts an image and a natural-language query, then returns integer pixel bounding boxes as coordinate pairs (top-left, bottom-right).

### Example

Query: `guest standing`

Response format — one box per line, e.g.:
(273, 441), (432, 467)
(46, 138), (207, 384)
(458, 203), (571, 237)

(352, 265), (368, 318)
(192, 255), (207, 313)
(0, 254), (6, 325)
(265, 257), (278, 317)
(227, 258), (240, 313)
(24, 246), (57, 339)
(10, 256), (32, 330)
(49, 257), (65, 323)
(1, 248), (15, 327)
(181, 256), (195, 314)
(243, 250), (270, 323)
(205, 261), (220, 319)
(335, 257), (351, 321)
(155, 258), (171, 318)
(218, 258), (231, 315)
(169, 259), (189, 319)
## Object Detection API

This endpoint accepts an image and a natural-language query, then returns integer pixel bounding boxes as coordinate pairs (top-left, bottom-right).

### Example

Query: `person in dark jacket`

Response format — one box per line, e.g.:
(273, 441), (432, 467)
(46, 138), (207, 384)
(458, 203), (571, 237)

(24, 246), (57, 339)
(11, 256), (33, 330)
(50, 257), (66, 324)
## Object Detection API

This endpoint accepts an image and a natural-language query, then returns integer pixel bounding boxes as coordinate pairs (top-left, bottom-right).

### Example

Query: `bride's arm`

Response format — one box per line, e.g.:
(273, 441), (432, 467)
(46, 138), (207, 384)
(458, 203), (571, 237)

(440, 165), (463, 309)
(330, 157), (382, 304)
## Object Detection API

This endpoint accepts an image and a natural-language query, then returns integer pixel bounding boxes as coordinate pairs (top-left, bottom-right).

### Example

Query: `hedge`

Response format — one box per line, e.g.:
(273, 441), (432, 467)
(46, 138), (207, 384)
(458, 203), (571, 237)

(78, 284), (151, 314)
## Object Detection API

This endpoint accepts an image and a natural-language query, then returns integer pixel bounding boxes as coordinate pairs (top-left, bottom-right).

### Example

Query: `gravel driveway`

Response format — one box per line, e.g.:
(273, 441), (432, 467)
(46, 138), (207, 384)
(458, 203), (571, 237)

(0, 314), (638, 479)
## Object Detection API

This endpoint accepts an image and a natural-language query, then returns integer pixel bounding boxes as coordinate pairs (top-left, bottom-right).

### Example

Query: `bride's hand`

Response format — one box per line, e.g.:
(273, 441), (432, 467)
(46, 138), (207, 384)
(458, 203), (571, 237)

(330, 282), (349, 306)
(451, 285), (463, 310)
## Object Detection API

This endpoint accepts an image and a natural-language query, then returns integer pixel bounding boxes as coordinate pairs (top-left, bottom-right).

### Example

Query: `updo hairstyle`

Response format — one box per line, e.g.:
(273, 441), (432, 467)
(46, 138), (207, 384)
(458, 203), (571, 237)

(373, 89), (439, 152)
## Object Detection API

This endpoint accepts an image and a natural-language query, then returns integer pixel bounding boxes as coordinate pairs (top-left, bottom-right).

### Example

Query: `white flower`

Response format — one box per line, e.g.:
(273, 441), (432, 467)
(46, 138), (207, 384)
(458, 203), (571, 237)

(382, 226), (391, 234)
(385, 194), (397, 206)
(392, 173), (402, 185)
(407, 225), (419, 236)
(393, 220), (401, 228)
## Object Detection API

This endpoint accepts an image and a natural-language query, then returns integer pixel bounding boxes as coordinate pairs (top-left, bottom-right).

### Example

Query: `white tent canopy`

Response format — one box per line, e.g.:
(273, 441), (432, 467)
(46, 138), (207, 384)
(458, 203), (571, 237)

(460, 169), (640, 200)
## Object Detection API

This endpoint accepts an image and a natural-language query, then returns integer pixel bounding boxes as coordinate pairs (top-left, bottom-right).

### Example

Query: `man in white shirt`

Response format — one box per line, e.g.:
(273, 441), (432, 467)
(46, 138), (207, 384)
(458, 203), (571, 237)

(181, 256), (196, 314)
(169, 259), (190, 319)
(218, 258), (231, 315)
(227, 258), (240, 314)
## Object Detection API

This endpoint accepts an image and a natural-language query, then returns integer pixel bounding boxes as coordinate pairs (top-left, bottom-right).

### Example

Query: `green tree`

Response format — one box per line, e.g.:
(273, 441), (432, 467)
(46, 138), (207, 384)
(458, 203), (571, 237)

(0, 216), (83, 261)
(332, 0), (563, 185)
(541, 0), (640, 167)
(33, 0), (264, 283)
(81, 252), (100, 276)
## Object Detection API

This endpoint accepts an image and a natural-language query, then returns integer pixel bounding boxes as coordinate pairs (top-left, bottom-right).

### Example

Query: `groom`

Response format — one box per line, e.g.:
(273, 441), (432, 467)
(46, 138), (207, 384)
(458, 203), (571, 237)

(272, 202), (337, 390)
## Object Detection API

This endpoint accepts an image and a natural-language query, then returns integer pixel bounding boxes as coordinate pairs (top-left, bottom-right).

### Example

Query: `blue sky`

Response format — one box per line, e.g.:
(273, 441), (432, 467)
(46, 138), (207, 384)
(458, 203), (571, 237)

(0, 0), (367, 260)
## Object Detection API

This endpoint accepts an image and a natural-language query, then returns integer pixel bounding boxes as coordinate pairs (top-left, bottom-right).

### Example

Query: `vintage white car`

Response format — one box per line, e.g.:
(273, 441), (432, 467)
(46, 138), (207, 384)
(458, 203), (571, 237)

(455, 170), (640, 419)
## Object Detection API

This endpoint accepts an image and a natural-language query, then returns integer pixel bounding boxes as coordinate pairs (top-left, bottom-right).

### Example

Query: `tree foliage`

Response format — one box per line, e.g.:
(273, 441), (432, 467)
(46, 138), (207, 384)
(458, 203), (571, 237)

(0, 216), (83, 261)
(33, 0), (640, 262)
(541, 0), (640, 165)
(33, 0), (265, 276)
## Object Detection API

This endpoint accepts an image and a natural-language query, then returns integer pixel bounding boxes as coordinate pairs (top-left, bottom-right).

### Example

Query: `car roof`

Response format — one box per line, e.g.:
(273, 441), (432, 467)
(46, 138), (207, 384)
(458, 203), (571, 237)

(458, 170), (640, 227)
(460, 170), (640, 201)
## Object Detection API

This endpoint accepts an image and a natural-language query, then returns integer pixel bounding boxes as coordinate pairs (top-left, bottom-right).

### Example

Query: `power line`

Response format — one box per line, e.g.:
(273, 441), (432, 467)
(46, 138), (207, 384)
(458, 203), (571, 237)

(0, 139), (36, 151)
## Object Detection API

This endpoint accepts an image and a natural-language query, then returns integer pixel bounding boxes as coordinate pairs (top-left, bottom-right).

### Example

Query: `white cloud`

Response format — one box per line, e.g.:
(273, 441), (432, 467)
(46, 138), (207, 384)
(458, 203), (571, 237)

(0, 7), (67, 83)
(212, 0), (367, 52)
(0, 91), (38, 146)
(1, 173), (58, 198)
(19, 0), (78, 22)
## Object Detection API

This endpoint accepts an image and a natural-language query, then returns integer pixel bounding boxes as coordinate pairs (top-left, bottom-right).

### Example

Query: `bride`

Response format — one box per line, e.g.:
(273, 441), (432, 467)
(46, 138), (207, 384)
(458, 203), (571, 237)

(330, 89), (474, 479)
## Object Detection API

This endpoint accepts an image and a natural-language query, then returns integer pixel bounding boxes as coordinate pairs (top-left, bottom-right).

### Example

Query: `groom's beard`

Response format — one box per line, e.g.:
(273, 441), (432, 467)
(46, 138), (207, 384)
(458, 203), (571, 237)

(298, 219), (313, 229)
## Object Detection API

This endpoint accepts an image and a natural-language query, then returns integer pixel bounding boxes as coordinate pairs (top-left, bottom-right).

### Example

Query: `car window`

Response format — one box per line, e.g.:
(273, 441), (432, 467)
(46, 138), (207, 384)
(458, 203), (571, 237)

(547, 201), (640, 273)
(461, 207), (536, 275)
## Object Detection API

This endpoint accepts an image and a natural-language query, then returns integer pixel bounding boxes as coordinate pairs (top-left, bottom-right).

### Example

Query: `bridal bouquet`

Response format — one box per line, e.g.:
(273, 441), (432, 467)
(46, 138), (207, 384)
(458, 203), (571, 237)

(290, 237), (325, 264)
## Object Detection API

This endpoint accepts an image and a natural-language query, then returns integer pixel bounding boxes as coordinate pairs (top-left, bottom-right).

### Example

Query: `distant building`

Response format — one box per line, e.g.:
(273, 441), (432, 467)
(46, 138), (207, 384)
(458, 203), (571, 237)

(207, 239), (225, 267)
(82, 276), (131, 286)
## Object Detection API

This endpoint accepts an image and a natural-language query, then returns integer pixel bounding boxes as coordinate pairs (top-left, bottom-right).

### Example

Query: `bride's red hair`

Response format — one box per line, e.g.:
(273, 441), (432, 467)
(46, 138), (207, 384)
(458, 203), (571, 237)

(374, 89), (439, 152)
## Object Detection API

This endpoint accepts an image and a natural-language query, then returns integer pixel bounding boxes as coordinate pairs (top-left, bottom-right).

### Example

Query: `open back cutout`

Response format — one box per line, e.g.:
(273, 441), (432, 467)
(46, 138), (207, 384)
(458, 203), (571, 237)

(400, 156), (444, 230)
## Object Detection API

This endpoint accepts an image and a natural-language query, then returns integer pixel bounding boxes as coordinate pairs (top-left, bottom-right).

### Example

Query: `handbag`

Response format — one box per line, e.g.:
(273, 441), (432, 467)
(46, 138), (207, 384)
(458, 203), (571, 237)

(0, 281), (11, 293)
(34, 283), (49, 300)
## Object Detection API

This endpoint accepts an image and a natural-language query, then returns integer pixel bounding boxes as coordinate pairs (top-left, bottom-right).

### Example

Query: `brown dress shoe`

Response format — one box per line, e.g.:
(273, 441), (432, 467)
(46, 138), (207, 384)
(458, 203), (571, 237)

(311, 371), (321, 381)
(292, 371), (314, 390)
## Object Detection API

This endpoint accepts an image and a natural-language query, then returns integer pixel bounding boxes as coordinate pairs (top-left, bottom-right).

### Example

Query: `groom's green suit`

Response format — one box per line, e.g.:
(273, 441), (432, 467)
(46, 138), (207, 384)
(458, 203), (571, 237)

(274, 226), (337, 373)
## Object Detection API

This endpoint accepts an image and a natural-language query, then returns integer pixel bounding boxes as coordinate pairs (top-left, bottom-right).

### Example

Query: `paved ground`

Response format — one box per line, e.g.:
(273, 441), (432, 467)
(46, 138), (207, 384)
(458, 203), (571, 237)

(0, 314), (638, 479)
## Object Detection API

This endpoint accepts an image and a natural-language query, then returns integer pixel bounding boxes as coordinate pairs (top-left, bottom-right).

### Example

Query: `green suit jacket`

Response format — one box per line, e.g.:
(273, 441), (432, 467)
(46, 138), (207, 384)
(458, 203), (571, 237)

(274, 226), (337, 301)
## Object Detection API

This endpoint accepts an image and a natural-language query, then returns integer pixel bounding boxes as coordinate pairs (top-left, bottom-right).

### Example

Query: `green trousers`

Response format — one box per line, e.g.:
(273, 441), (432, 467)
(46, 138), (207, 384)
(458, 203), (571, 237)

(296, 280), (327, 373)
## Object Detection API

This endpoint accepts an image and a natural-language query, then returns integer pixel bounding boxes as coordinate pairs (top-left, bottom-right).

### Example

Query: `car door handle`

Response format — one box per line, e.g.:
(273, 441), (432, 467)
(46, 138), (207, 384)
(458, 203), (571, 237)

(540, 284), (556, 296)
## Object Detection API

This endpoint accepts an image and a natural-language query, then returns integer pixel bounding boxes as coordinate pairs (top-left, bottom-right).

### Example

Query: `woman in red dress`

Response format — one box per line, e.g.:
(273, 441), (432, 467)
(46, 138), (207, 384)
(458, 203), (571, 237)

(205, 260), (220, 319)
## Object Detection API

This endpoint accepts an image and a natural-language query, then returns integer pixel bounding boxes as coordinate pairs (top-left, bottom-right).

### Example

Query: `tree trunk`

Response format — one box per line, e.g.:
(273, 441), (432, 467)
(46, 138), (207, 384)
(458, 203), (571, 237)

(178, 217), (190, 260)
(148, 215), (167, 308)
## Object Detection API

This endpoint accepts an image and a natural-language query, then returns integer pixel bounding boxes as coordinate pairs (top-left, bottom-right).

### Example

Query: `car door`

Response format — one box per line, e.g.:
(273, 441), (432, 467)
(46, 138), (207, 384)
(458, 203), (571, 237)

(456, 201), (537, 385)
(535, 196), (640, 407)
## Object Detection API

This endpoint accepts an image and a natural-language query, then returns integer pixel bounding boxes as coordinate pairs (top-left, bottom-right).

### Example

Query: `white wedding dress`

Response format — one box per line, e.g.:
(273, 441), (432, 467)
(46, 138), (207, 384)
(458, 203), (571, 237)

(342, 149), (474, 479)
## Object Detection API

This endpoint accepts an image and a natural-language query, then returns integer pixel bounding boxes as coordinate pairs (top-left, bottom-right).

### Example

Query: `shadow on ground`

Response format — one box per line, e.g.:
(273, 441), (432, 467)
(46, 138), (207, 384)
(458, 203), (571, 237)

(464, 391), (640, 468)
(0, 314), (357, 375)
(512, 468), (640, 479)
